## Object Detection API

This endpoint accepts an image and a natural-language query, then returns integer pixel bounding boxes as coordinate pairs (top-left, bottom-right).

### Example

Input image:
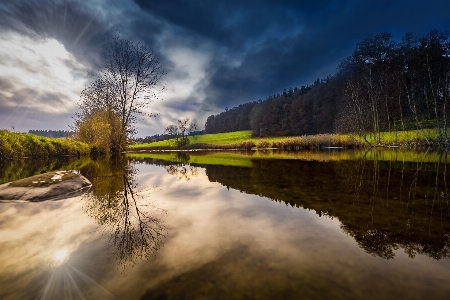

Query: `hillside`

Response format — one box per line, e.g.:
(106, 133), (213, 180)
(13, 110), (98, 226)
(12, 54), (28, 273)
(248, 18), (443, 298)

(204, 30), (450, 142)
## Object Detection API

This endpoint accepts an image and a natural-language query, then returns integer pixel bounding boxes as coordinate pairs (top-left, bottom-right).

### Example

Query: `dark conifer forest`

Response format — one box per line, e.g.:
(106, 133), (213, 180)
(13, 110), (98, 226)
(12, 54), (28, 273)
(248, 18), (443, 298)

(205, 30), (450, 140)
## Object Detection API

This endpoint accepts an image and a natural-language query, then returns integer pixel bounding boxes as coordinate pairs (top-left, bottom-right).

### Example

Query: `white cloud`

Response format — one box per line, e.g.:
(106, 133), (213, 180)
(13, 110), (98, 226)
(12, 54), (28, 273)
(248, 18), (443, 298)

(0, 31), (90, 130)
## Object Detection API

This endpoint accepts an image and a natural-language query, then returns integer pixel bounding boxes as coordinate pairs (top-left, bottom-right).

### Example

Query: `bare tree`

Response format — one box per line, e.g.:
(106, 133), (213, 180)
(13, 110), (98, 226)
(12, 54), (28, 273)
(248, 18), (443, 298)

(74, 33), (165, 152)
(164, 117), (197, 148)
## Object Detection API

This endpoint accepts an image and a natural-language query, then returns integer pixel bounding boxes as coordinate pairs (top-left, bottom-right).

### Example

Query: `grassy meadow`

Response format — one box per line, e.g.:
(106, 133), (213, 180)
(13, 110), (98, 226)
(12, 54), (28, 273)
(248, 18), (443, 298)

(129, 131), (255, 148)
(129, 128), (446, 151)
(0, 129), (90, 160)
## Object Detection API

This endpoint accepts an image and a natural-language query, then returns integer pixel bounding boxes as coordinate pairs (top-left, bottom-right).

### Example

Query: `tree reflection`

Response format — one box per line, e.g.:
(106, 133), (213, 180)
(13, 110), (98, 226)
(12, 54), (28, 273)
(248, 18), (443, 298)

(336, 150), (450, 259)
(136, 152), (199, 181)
(199, 149), (450, 260)
(81, 157), (166, 268)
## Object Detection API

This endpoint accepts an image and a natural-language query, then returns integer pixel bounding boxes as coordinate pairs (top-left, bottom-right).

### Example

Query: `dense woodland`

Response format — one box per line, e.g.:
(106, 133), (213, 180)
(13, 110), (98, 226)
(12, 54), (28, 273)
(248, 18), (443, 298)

(205, 30), (450, 141)
(28, 130), (75, 138)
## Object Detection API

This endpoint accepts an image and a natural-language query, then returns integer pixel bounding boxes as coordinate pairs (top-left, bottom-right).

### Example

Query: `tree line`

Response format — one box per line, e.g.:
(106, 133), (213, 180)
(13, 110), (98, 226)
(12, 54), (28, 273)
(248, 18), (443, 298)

(28, 130), (75, 138)
(205, 30), (450, 143)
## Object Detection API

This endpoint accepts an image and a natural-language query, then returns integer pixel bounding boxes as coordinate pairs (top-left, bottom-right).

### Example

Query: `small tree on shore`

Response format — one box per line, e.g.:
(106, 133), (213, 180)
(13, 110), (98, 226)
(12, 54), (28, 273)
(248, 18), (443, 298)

(76, 109), (123, 154)
(74, 34), (165, 153)
(164, 118), (197, 148)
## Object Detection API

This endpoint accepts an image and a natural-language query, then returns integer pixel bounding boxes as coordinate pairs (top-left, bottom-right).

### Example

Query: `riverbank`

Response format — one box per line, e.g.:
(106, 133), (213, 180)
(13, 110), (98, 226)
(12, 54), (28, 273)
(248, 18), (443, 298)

(0, 130), (90, 160)
(129, 129), (448, 151)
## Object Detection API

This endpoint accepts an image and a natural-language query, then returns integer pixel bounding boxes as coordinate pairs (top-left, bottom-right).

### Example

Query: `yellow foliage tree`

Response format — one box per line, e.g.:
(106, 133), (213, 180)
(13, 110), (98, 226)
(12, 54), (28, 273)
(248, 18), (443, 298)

(77, 109), (123, 154)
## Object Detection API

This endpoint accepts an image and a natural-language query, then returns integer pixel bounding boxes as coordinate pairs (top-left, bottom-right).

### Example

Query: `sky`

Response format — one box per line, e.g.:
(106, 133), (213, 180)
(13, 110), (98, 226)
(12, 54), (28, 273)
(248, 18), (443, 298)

(0, 0), (449, 136)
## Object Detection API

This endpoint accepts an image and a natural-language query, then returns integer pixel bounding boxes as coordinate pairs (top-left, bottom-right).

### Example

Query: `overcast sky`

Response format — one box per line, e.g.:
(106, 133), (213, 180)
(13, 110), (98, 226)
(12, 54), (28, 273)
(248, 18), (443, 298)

(0, 0), (449, 136)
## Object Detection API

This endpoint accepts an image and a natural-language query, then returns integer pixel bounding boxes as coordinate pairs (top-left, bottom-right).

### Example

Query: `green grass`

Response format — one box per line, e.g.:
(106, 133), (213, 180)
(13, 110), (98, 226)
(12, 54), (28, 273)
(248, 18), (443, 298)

(130, 130), (292, 149)
(129, 128), (447, 151)
(129, 131), (254, 148)
(360, 129), (440, 144)
(0, 129), (91, 160)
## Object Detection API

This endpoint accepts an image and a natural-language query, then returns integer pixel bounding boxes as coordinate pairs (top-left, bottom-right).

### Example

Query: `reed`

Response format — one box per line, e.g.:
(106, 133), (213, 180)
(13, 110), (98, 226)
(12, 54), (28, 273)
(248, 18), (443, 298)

(271, 134), (365, 150)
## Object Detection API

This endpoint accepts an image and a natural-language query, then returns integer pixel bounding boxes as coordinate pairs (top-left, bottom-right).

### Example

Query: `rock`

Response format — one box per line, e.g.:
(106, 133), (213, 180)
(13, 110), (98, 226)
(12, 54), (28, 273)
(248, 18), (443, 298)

(0, 171), (92, 202)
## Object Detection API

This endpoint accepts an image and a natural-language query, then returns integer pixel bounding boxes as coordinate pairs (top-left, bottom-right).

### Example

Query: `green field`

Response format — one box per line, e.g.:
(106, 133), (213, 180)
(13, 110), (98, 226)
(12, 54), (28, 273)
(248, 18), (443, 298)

(129, 130), (294, 148)
(130, 128), (445, 150)
(129, 131), (254, 148)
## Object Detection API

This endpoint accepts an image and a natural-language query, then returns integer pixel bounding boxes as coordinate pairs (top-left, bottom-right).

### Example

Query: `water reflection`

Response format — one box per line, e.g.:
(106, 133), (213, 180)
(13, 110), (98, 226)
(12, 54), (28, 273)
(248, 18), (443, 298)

(134, 153), (199, 181)
(80, 157), (167, 268)
(0, 156), (91, 185)
(0, 156), (167, 269)
(139, 149), (450, 260)
(162, 153), (198, 181)
(1, 150), (450, 299)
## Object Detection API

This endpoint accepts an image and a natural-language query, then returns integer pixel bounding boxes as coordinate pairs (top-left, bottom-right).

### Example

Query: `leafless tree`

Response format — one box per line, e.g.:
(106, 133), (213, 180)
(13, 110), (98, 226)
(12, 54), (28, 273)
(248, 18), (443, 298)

(164, 117), (197, 148)
(74, 33), (165, 152)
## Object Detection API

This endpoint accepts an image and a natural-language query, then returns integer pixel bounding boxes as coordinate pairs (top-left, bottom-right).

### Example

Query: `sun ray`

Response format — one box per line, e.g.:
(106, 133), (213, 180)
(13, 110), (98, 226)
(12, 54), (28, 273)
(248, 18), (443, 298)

(67, 268), (86, 300)
(40, 271), (56, 300)
(70, 266), (117, 299)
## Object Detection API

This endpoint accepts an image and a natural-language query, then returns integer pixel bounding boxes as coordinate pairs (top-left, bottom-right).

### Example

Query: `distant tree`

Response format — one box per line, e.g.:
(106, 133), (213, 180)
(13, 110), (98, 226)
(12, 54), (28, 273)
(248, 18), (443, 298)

(338, 32), (396, 141)
(74, 34), (165, 153)
(164, 118), (197, 148)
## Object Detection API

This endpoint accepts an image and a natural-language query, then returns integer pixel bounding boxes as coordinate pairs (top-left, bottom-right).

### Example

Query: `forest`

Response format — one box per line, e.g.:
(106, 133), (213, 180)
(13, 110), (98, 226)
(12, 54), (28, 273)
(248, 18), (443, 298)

(204, 30), (450, 142)
(27, 130), (75, 138)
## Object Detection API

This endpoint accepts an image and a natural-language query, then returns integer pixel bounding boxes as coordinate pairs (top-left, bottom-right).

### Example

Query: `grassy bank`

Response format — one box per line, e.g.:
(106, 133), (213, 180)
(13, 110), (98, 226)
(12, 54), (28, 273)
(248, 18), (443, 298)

(129, 128), (447, 151)
(0, 130), (91, 160)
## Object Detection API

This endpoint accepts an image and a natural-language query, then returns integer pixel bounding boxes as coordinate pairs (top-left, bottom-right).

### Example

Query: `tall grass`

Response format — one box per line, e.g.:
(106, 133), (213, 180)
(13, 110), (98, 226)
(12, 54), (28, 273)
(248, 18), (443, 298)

(361, 129), (442, 146)
(0, 129), (91, 160)
(272, 134), (365, 150)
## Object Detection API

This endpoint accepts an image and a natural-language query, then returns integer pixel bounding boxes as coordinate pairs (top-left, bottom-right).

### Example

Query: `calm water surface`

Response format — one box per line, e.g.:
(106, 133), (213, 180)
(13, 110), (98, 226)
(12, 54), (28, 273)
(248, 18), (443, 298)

(0, 150), (449, 299)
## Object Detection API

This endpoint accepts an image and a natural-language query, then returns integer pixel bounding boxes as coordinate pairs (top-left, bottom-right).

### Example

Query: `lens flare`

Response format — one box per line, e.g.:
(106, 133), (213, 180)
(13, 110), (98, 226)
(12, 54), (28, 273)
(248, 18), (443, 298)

(53, 249), (69, 264)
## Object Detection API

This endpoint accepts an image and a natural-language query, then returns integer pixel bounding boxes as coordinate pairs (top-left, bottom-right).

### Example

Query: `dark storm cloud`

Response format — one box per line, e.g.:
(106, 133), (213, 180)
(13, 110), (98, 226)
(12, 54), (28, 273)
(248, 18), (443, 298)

(135, 0), (335, 46)
(0, 0), (112, 67)
(136, 0), (450, 109)
(162, 96), (202, 112)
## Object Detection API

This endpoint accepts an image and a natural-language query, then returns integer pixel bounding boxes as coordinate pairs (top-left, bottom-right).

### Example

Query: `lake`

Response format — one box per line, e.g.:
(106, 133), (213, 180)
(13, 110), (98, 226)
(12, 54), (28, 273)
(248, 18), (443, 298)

(0, 149), (449, 299)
